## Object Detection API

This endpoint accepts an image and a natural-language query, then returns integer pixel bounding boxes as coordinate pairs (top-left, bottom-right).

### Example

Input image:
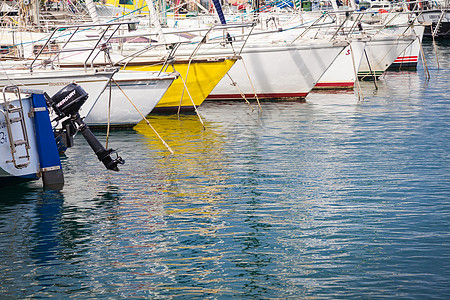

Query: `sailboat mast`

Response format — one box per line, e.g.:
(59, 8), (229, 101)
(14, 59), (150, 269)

(31, 0), (40, 27)
(85, 0), (100, 25)
(252, 0), (259, 22)
(145, 0), (167, 43)
(160, 0), (167, 26)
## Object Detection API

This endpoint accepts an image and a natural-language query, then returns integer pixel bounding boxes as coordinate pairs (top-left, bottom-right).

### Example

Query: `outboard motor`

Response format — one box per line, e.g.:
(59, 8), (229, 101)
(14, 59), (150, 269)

(47, 83), (124, 171)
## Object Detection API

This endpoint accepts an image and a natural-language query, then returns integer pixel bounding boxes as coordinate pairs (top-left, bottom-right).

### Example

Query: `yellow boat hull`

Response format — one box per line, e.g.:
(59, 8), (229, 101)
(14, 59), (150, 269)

(123, 58), (236, 113)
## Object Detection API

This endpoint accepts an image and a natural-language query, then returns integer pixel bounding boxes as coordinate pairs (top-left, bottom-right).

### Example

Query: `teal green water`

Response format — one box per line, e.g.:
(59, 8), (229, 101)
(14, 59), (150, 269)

(1, 40), (449, 299)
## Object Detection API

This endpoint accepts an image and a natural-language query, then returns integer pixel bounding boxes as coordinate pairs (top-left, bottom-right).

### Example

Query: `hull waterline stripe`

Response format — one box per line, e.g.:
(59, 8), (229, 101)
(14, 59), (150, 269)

(207, 92), (309, 99)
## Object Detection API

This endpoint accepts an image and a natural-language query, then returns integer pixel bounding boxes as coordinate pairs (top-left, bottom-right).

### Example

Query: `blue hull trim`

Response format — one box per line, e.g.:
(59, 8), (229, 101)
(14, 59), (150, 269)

(32, 93), (64, 188)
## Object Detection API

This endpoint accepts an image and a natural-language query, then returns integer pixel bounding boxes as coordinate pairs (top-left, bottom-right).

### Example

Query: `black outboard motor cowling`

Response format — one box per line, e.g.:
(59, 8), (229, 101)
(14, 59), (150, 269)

(48, 83), (88, 120)
(48, 83), (124, 171)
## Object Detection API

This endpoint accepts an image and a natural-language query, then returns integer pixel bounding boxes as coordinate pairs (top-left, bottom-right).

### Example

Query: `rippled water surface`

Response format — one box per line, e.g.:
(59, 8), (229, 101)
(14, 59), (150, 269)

(1, 40), (449, 299)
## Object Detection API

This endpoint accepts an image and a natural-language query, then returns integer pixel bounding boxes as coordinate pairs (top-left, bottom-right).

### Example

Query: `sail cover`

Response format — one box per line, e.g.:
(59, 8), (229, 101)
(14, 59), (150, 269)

(212, 0), (227, 25)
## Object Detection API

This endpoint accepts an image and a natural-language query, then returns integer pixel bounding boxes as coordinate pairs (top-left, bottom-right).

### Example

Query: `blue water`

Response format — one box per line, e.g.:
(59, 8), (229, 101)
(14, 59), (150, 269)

(1, 40), (449, 299)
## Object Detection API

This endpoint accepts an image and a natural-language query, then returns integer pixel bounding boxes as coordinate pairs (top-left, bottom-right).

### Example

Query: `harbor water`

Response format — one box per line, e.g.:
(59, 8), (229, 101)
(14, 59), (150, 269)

(1, 40), (449, 298)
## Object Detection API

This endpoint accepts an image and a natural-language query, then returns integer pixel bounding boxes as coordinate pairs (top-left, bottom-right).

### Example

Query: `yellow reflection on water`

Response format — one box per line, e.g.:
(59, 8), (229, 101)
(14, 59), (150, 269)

(133, 114), (230, 205)
(134, 114), (224, 153)
(133, 115), (237, 291)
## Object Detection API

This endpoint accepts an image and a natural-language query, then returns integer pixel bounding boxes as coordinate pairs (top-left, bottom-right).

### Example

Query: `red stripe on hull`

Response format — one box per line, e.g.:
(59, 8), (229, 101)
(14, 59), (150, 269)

(206, 92), (309, 100)
(394, 59), (418, 63)
(314, 82), (355, 89)
(396, 56), (418, 59)
(394, 56), (418, 63)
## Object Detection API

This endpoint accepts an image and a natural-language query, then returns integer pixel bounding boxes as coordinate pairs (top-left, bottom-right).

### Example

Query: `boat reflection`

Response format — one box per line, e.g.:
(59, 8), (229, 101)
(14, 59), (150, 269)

(0, 183), (129, 297)
(133, 114), (229, 205)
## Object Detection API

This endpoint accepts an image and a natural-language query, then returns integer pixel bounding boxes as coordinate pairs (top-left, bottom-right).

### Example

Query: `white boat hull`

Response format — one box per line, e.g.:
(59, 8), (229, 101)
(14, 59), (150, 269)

(315, 40), (366, 89)
(0, 96), (40, 182)
(358, 36), (415, 79)
(389, 24), (425, 70)
(207, 42), (346, 100)
(82, 70), (175, 126)
(0, 69), (175, 126)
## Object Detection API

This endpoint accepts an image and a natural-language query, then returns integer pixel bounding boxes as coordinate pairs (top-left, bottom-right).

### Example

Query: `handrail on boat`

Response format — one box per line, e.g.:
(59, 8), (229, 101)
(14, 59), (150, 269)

(113, 22), (256, 70)
(28, 21), (254, 72)
(1, 85), (32, 169)
(29, 21), (139, 72)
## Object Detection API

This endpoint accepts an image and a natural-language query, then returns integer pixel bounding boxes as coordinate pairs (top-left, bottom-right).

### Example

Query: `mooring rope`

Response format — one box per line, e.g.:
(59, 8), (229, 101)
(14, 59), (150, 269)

(111, 78), (174, 154)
